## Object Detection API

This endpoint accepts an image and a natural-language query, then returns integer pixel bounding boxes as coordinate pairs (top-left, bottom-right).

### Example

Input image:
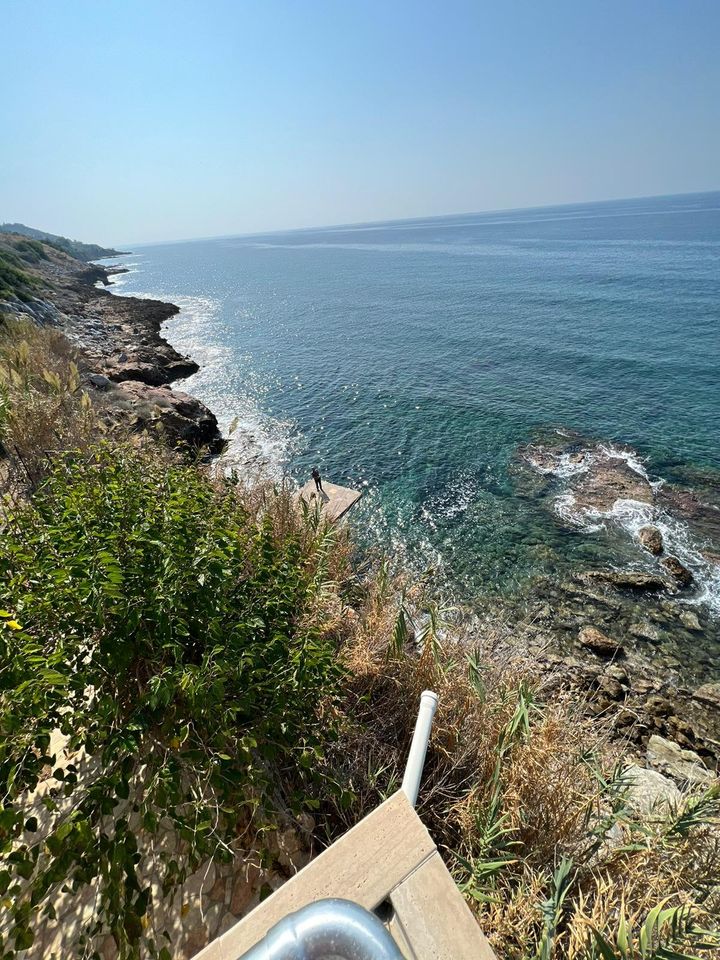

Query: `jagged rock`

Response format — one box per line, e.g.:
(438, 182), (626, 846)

(87, 373), (112, 390)
(638, 525), (663, 555)
(660, 556), (694, 588)
(665, 715), (699, 750)
(625, 764), (681, 814)
(645, 694), (674, 718)
(111, 382), (223, 452)
(629, 621), (661, 642)
(606, 664), (630, 686)
(692, 682), (720, 710)
(107, 357), (199, 386)
(680, 610), (702, 632)
(580, 570), (672, 592)
(595, 674), (626, 702)
(646, 734), (715, 786)
(578, 626), (623, 656)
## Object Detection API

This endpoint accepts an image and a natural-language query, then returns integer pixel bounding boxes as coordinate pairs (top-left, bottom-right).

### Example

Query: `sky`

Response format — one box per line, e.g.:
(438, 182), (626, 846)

(1, 0), (719, 245)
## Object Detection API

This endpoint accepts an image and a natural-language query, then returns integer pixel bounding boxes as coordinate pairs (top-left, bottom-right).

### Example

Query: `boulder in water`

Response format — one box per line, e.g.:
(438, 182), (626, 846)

(580, 570), (672, 592)
(638, 525), (663, 555)
(660, 556), (693, 588)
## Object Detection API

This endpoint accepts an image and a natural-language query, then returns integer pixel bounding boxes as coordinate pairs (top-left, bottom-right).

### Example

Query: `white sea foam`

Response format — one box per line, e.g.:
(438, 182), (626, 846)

(103, 282), (297, 481)
(596, 443), (652, 483)
(536, 442), (720, 617)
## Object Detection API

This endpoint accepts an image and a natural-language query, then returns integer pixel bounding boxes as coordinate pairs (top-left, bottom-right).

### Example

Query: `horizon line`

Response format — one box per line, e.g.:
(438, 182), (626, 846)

(113, 186), (720, 251)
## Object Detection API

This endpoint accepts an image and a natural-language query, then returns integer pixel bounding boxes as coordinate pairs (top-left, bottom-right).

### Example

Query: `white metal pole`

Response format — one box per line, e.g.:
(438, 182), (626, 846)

(401, 690), (438, 807)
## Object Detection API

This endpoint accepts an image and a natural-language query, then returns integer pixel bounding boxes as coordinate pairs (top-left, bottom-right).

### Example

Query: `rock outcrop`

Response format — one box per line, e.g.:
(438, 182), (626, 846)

(0, 233), (222, 453)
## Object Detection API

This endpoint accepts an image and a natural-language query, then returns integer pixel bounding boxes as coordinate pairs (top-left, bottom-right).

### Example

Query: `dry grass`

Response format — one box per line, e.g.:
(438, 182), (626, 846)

(0, 314), (99, 494)
(319, 570), (720, 959)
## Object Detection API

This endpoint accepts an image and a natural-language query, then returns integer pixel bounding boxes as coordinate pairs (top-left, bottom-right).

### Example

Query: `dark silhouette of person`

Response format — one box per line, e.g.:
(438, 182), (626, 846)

(312, 468), (324, 493)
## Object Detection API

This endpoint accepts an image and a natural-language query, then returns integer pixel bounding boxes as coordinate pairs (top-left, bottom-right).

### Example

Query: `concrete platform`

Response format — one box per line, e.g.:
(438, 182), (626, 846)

(299, 479), (362, 522)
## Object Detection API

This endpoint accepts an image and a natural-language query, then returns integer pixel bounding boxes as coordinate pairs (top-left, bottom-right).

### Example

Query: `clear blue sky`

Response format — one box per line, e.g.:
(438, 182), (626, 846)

(2, 0), (719, 245)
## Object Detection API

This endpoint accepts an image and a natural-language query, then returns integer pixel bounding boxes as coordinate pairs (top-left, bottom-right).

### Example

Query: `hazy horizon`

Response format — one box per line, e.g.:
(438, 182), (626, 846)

(2, 0), (719, 245)
(114, 187), (719, 249)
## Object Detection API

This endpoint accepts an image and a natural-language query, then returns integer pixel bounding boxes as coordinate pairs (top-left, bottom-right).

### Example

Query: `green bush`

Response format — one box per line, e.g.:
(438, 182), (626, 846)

(0, 444), (344, 957)
(0, 250), (37, 300)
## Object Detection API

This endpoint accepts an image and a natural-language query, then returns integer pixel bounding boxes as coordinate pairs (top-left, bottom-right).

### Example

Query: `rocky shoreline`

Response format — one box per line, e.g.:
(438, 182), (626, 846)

(511, 431), (720, 777)
(0, 236), (223, 452)
(2, 235), (717, 795)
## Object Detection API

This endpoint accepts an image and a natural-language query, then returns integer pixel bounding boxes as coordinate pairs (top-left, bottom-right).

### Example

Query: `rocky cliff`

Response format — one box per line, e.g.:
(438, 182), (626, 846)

(0, 232), (222, 452)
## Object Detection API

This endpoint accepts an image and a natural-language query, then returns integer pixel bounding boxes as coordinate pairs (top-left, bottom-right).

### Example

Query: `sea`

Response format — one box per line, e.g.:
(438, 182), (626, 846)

(101, 192), (720, 659)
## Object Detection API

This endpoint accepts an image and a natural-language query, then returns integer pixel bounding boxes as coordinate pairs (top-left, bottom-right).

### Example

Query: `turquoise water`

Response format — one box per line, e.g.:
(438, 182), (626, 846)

(106, 192), (720, 608)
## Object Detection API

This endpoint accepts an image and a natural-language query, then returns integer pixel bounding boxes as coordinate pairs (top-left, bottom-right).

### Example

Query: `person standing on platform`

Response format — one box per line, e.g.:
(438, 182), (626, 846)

(311, 467), (324, 493)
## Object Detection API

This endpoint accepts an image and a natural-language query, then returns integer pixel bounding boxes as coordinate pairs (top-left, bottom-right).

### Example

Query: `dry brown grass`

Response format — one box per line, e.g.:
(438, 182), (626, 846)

(0, 314), (99, 494)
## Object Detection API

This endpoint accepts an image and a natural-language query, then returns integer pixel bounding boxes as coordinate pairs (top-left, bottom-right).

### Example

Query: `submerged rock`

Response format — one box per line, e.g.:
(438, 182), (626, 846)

(628, 621), (662, 643)
(680, 610), (702, 632)
(638, 525), (663, 555)
(579, 570), (672, 592)
(578, 626), (623, 656)
(660, 556), (694, 588)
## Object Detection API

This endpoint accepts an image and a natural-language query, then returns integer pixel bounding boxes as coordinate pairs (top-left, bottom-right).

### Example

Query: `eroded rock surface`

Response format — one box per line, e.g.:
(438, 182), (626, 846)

(0, 235), (222, 452)
(578, 626), (623, 656)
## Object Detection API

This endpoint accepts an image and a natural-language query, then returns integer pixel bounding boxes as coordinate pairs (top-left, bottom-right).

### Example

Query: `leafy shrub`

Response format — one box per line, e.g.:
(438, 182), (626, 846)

(0, 444), (347, 957)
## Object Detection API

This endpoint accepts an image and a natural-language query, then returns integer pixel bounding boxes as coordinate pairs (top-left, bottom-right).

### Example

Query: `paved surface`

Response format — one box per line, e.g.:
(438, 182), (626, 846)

(299, 480), (362, 522)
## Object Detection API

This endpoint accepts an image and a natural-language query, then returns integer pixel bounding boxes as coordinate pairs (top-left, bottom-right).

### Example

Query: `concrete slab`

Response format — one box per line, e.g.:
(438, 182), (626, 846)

(299, 480), (362, 523)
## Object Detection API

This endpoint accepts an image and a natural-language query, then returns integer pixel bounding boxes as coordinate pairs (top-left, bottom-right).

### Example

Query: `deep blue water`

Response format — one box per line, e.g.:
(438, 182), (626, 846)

(105, 192), (720, 608)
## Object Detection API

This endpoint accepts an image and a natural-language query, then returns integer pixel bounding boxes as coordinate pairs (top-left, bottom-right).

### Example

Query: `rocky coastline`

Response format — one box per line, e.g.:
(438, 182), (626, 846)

(2, 234), (717, 797)
(511, 431), (720, 778)
(0, 235), (223, 453)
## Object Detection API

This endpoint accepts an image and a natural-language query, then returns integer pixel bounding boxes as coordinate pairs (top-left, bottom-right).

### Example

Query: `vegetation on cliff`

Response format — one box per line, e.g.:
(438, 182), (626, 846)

(0, 223), (125, 262)
(0, 237), (48, 301)
(0, 443), (349, 957)
(0, 293), (718, 960)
